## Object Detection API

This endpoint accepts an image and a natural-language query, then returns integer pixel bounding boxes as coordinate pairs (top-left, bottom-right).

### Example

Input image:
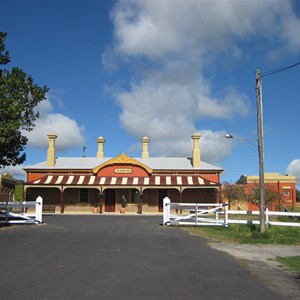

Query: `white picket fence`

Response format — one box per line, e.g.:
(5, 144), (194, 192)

(0, 196), (43, 224)
(163, 197), (300, 227)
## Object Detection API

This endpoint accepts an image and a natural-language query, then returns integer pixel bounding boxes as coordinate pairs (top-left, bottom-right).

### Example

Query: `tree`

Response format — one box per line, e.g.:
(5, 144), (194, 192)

(247, 183), (283, 209)
(221, 181), (248, 208)
(0, 32), (48, 168)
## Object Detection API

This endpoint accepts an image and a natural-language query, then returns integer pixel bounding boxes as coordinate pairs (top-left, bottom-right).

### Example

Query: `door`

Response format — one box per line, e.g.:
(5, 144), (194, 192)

(158, 189), (168, 212)
(104, 189), (116, 212)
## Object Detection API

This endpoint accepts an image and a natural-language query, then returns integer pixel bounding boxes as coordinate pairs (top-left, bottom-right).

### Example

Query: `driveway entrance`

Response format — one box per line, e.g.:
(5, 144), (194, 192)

(0, 216), (283, 300)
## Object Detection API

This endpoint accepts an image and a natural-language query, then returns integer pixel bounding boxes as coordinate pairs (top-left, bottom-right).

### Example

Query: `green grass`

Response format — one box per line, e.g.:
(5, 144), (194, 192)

(185, 224), (300, 245)
(277, 256), (300, 272)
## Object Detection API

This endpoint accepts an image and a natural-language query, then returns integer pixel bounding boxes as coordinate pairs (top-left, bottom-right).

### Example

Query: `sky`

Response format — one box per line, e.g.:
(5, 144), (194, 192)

(1, 0), (300, 187)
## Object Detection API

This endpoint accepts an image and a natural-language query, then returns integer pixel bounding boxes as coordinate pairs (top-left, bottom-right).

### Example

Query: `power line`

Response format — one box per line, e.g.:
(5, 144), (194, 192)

(261, 61), (300, 78)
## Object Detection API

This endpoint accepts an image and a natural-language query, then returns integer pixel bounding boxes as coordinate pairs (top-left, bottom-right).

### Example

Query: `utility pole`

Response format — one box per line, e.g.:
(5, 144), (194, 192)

(256, 69), (266, 233)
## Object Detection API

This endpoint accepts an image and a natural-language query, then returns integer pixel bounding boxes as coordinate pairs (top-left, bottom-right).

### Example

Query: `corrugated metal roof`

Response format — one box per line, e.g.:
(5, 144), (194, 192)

(23, 156), (223, 171)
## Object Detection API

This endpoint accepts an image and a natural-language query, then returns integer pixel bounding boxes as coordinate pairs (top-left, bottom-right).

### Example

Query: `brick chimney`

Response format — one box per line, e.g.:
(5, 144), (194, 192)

(96, 136), (105, 158)
(191, 133), (201, 168)
(141, 136), (150, 159)
(47, 133), (57, 167)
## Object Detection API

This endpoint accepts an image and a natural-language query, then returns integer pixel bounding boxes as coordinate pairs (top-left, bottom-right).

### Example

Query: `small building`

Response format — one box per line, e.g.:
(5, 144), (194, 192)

(237, 173), (297, 210)
(0, 173), (17, 202)
(23, 133), (223, 214)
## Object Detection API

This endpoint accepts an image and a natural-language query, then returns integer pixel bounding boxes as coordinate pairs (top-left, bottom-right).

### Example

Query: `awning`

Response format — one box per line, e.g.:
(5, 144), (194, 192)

(26, 175), (218, 187)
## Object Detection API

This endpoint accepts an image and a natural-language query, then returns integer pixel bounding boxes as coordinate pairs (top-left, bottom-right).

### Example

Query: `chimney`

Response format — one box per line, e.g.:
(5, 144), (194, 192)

(141, 136), (150, 159)
(47, 133), (57, 167)
(96, 136), (105, 158)
(191, 133), (201, 168)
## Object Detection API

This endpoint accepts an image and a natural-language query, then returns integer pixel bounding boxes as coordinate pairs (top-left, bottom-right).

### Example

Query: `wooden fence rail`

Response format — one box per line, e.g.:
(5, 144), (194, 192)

(163, 197), (300, 227)
(0, 196), (43, 224)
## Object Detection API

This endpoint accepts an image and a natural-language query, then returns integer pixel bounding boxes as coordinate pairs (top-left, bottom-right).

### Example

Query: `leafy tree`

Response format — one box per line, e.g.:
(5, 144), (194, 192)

(0, 32), (48, 168)
(247, 183), (283, 209)
(221, 181), (248, 208)
(222, 181), (283, 209)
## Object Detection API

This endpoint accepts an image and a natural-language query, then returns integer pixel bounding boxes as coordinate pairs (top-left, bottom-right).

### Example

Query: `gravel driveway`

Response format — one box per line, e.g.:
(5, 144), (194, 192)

(209, 242), (300, 300)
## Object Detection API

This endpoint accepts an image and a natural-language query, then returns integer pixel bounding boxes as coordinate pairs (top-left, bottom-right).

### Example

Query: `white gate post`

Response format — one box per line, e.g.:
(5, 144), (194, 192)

(163, 197), (171, 226)
(36, 196), (43, 223)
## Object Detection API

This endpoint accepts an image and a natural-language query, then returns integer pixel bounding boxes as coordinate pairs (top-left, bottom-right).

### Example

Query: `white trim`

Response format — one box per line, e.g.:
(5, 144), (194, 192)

(176, 176), (182, 185)
(66, 176), (74, 184)
(55, 176), (63, 184)
(197, 177), (204, 185)
(100, 177), (106, 185)
(166, 176), (171, 185)
(155, 176), (160, 185)
(78, 176), (85, 184)
(88, 176), (96, 185)
(45, 176), (53, 184)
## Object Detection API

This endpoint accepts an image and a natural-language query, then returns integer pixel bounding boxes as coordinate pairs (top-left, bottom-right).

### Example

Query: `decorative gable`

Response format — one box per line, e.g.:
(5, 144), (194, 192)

(92, 153), (153, 175)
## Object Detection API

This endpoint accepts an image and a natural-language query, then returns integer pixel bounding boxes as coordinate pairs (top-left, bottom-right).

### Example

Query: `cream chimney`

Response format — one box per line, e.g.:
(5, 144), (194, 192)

(191, 133), (201, 168)
(47, 133), (57, 167)
(96, 136), (105, 158)
(141, 136), (150, 159)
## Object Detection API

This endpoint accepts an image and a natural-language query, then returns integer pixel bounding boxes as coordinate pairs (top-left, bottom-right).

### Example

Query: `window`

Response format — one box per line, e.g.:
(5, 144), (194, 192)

(80, 188), (88, 203)
(283, 190), (290, 197)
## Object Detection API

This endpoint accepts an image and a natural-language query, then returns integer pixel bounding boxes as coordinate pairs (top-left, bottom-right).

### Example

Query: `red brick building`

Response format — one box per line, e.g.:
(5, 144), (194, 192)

(23, 133), (223, 214)
(237, 173), (297, 210)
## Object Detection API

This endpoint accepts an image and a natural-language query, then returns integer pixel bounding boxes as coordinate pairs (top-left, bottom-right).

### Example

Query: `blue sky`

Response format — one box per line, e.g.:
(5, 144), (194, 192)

(1, 0), (300, 187)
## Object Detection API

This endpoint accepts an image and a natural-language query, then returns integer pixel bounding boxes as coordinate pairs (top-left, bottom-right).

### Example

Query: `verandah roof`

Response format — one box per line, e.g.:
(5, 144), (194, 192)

(26, 175), (219, 187)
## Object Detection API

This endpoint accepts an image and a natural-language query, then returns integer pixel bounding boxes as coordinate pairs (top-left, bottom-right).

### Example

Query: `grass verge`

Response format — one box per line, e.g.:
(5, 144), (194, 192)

(184, 224), (300, 244)
(277, 256), (300, 273)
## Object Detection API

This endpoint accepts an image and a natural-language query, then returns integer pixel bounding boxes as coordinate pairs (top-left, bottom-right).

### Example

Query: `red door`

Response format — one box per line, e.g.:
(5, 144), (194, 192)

(105, 189), (116, 212)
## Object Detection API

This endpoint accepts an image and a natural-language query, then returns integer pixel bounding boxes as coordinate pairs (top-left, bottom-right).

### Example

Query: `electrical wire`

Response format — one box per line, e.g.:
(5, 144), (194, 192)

(261, 61), (300, 78)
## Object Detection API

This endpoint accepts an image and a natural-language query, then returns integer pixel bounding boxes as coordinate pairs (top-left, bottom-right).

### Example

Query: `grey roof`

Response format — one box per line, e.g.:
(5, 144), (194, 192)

(24, 156), (223, 171)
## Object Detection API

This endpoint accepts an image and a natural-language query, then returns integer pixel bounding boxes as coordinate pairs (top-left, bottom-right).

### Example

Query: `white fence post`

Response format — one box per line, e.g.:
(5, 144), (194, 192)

(163, 197), (171, 226)
(35, 196), (43, 223)
(224, 202), (228, 227)
(265, 208), (269, 227)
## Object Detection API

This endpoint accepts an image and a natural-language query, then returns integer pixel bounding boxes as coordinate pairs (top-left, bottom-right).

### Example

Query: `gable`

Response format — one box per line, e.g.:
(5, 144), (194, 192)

(92, 153), (153, 175)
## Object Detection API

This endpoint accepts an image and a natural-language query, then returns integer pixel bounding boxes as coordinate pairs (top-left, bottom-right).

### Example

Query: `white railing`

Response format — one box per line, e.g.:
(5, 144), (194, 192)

(163, 197), (300, 227)
(227, 209), (300, 227)
(0, 196), (43, 224)
(163, 197), (228, 227)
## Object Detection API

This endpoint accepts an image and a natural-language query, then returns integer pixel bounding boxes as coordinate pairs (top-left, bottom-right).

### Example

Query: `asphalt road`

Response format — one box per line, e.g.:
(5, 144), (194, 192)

(0, 215), (283, 300)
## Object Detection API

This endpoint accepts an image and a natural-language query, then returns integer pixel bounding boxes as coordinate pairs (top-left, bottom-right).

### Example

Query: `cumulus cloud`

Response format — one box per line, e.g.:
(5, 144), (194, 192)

(104, 0), (300, 160)
(286, 159), (300, 184)
(25, 97), (85, 151)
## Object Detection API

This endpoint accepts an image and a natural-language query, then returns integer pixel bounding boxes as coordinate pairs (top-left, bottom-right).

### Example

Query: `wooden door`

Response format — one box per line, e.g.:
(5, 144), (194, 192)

(104, 189), (116, 212)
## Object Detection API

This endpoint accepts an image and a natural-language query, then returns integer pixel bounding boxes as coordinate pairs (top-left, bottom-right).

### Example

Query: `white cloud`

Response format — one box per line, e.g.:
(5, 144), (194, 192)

(286, 159), (300, 184)
(105, 0), (300, 160)
(116, 79), (249, 138)
(110, 0), (300, 60)
(25, 98), (85, 151)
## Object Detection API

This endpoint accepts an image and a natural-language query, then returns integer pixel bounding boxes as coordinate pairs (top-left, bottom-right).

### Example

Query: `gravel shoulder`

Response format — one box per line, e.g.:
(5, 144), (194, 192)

(209, 242), (300, 300)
